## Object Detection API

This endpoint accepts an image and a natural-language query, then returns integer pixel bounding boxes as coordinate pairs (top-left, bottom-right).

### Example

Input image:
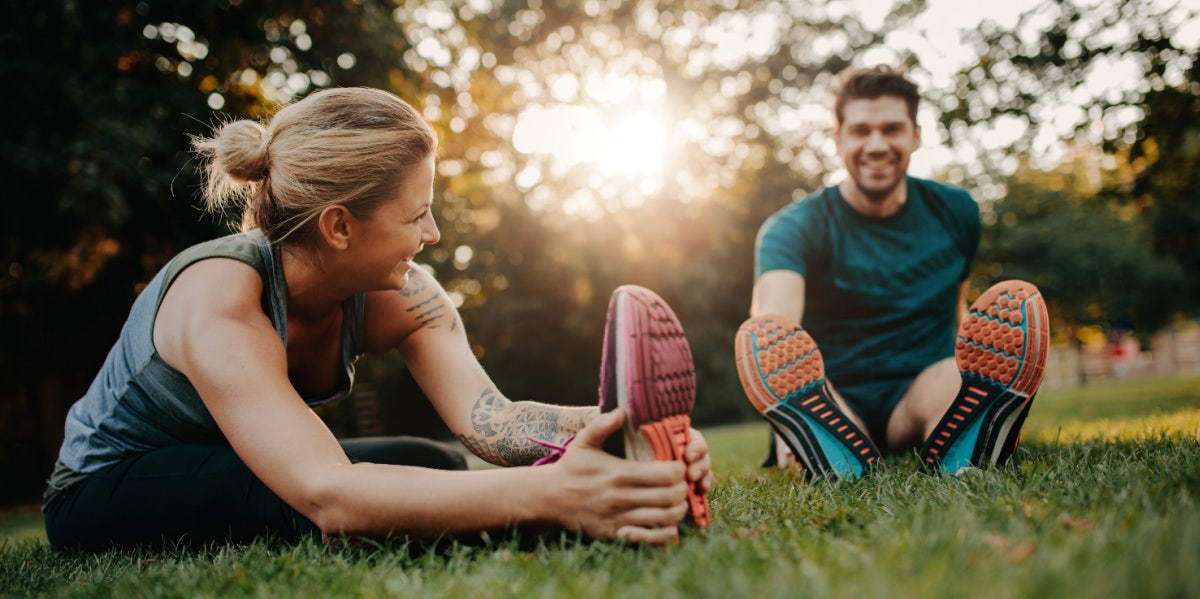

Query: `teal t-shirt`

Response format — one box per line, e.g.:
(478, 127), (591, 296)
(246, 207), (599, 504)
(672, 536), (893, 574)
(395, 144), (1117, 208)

(755, 176), (981, 386)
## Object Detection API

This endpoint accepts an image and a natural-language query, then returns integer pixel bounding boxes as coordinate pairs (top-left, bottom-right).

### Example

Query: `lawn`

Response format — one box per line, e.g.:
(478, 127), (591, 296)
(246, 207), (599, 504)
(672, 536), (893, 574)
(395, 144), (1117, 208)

(3, 375), (1199, 598)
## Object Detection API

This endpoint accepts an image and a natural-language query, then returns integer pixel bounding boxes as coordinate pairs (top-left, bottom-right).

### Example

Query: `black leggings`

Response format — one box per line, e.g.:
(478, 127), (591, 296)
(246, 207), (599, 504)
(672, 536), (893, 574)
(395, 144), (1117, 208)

(44, 437), (468, 553)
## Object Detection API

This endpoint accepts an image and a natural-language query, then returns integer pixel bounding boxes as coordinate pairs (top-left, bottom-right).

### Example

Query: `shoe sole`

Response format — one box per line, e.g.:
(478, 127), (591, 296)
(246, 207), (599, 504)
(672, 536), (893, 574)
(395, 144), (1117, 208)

(735, 315), (881, 479)
(921, 280), (1050, 472)
(602, 285), (711, 528)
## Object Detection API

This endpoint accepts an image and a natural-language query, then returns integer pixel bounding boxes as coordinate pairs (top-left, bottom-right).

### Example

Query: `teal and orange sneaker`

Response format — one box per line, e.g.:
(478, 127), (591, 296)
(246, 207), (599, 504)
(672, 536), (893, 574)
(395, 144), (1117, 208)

(735, 315), (881, 479)
(920, 280), (1050, 473)
(599, 285), (711, 529)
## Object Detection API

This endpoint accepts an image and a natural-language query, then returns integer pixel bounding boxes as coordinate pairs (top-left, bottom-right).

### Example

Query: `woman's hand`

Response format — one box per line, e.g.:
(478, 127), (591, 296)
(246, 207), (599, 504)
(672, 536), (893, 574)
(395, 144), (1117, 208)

(546, 410), (688, 545)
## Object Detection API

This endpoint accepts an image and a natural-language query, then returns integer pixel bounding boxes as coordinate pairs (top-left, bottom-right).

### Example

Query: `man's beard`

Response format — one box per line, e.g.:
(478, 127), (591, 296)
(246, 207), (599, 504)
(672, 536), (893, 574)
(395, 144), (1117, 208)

(854, 175), (903, 204)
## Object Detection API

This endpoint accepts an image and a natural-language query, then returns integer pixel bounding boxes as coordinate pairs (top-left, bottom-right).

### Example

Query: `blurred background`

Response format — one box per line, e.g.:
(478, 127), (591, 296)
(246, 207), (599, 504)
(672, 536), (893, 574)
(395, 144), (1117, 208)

(2, 0), (1198, 506)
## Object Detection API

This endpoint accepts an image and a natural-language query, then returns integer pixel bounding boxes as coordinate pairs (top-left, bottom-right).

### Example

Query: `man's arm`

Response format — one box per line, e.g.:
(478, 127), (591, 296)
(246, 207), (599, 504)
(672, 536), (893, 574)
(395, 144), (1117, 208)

(748, 269), (808, 468)
(750, 269), (807, 322)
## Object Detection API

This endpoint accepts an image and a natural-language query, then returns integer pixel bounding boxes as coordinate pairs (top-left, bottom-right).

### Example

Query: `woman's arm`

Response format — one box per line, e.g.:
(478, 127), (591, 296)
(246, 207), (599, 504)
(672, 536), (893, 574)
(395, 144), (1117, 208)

(155, 259), (686, 543)
(364, 268), (598, 466)
(452, 386), (596, 466)
(367, 268), (713, 495)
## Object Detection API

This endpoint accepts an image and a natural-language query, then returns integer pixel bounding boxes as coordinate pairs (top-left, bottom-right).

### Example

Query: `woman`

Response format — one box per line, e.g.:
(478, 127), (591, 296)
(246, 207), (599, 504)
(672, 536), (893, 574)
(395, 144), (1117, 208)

(43, 87), (711, 552)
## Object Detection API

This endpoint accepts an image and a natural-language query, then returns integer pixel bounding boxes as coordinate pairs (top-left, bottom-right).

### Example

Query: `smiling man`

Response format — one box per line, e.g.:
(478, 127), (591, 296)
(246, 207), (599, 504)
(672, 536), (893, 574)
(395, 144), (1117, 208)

(736, 65), (1050, 479)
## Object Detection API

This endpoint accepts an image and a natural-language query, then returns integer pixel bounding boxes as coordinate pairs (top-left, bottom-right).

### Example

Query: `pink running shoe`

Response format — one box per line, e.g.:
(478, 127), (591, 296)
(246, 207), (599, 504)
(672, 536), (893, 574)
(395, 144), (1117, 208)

(599, 285), (711, 529)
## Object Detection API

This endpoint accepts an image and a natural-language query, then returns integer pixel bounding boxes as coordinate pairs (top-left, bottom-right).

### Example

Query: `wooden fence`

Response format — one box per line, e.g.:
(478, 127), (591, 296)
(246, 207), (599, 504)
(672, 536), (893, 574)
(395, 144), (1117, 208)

(1042, 323), (1200, 389)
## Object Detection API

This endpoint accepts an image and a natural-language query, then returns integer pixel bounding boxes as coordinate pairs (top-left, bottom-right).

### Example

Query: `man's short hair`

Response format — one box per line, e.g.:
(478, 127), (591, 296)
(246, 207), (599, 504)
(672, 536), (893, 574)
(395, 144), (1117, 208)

(832, 65), (920, 127)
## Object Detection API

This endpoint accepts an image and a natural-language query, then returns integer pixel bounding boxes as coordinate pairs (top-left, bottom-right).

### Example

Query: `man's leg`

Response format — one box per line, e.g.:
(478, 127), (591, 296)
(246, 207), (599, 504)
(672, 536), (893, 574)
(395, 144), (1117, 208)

(884, 357), (959, 452)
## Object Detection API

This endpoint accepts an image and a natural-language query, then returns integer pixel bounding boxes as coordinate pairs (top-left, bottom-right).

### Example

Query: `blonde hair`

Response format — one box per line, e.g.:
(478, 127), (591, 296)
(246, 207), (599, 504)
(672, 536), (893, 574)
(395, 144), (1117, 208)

(192, 87), (437, 245)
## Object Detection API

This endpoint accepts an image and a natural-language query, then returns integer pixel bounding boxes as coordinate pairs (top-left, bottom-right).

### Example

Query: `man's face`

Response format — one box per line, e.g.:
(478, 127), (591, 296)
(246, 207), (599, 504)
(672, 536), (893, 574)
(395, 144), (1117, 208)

(834, 96), (920, 203)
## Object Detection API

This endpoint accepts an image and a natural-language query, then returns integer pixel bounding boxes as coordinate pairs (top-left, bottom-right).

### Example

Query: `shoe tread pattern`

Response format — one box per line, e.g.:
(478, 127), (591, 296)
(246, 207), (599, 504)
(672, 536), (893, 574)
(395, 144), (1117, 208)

(735, 315), (880, 479)
(606, 285), (709, 528)
(922, 280), (1049, 470)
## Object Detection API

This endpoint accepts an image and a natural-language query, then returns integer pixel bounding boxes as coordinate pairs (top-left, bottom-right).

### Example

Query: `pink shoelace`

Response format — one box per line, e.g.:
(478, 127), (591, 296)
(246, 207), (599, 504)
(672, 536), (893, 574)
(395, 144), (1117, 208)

(528, 434), (575, 466)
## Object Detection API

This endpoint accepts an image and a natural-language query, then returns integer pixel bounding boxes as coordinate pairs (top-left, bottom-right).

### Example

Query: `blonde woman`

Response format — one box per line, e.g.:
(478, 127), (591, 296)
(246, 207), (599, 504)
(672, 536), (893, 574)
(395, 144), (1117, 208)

(44, 87), (711, 552)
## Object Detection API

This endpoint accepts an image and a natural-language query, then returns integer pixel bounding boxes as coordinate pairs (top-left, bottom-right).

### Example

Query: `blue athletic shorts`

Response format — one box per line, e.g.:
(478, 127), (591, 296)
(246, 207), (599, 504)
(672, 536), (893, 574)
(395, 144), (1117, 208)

(833, 376), (918, 446)
(761, 375), (918, 466)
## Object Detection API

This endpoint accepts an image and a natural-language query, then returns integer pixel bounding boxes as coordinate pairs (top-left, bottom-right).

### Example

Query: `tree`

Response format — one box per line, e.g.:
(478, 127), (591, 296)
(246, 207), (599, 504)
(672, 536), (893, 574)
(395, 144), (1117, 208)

(933, 0), (1200, 329)
(972, 149), (1188, 340)
(1126, 63), (1200, 310)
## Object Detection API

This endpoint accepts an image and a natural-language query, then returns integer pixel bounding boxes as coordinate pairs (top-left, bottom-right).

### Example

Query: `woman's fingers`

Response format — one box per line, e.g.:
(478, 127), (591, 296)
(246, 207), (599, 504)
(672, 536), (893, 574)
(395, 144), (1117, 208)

(602, 480), (688, 510)
(684, 428), (713, 492)
(612, 502), (690, 529)
(572, 409), (624, 449)
(616, 525), (680, 545)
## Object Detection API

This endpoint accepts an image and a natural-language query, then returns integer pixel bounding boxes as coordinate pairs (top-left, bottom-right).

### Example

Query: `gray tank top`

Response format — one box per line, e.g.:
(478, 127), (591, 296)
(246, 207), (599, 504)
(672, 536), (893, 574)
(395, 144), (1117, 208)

(45, 230), (365, 503)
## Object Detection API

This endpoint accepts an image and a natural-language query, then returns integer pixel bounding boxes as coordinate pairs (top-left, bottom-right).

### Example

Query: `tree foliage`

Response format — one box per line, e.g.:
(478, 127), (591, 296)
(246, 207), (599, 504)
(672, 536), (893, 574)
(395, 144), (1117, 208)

(936, 0), (1200, 324)
(972, 151), (1188, 339)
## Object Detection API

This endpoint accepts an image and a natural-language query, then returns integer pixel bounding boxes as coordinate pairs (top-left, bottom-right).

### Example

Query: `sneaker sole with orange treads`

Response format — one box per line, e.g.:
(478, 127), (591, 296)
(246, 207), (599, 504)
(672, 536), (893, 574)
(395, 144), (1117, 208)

(600, 285), (711, 529)
(920, 280), (1050, 473)
(735, 315), (881, 480)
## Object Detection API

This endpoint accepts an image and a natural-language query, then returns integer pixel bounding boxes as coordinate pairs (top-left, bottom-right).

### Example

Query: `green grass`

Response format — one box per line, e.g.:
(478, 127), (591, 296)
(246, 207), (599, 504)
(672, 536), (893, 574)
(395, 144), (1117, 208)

(4, 375), (1199, 598)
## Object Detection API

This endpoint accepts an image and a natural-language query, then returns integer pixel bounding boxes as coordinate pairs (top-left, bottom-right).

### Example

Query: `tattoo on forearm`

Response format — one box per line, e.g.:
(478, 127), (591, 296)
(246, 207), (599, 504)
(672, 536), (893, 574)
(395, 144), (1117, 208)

(454, 387), (591, 466)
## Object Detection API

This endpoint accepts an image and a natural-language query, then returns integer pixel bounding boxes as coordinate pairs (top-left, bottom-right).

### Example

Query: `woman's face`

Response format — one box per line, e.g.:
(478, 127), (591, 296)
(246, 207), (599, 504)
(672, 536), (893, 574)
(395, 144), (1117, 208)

(353, 155), (440, 291)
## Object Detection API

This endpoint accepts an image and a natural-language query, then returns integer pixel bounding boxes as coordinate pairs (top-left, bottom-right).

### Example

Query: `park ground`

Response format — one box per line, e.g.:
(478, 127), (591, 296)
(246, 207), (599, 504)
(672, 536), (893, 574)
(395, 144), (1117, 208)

(2, 374), (1198, 598)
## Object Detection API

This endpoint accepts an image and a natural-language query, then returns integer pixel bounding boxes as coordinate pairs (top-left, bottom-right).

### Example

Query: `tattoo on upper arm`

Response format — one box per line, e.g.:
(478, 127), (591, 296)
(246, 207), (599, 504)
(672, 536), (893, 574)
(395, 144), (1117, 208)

(399, 273), (429, 297)
(409, 299), (448, 329)
(454, 387), (586, 466)
(398, 273), (449, 329)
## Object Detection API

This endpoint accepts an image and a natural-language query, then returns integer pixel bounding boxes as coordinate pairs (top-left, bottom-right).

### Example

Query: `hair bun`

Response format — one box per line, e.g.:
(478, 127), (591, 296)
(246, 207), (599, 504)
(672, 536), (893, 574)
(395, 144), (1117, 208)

(217, 120), (271, 182)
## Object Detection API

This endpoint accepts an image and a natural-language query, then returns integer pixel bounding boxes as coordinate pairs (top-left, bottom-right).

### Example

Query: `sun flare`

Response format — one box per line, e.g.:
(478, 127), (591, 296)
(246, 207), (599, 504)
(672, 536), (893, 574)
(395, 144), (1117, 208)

(512, 104), (670, 181)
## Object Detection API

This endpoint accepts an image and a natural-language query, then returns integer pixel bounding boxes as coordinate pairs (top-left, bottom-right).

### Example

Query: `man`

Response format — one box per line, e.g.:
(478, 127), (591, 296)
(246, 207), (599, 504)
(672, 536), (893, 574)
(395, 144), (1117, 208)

(734, 65), (1049, 478)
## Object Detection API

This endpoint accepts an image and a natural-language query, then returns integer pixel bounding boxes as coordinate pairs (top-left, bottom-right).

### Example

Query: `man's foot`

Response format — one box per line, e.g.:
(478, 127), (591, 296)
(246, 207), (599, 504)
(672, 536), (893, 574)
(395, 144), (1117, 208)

(920, 280), (1050, 473)
(735, 315), (881, 479)
(599, 284), (711, 529)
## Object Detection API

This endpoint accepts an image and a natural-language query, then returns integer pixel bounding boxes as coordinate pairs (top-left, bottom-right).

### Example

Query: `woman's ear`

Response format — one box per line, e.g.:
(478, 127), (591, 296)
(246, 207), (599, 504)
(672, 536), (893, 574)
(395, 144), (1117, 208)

(316, 205), (354, 250)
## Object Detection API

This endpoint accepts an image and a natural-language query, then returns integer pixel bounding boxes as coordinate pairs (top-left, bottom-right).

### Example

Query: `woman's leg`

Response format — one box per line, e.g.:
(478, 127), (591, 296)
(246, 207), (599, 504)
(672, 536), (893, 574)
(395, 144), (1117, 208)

(338, 436), (468, 470)
(44, 444), (316, 553)
(45, 437), (468, 553)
